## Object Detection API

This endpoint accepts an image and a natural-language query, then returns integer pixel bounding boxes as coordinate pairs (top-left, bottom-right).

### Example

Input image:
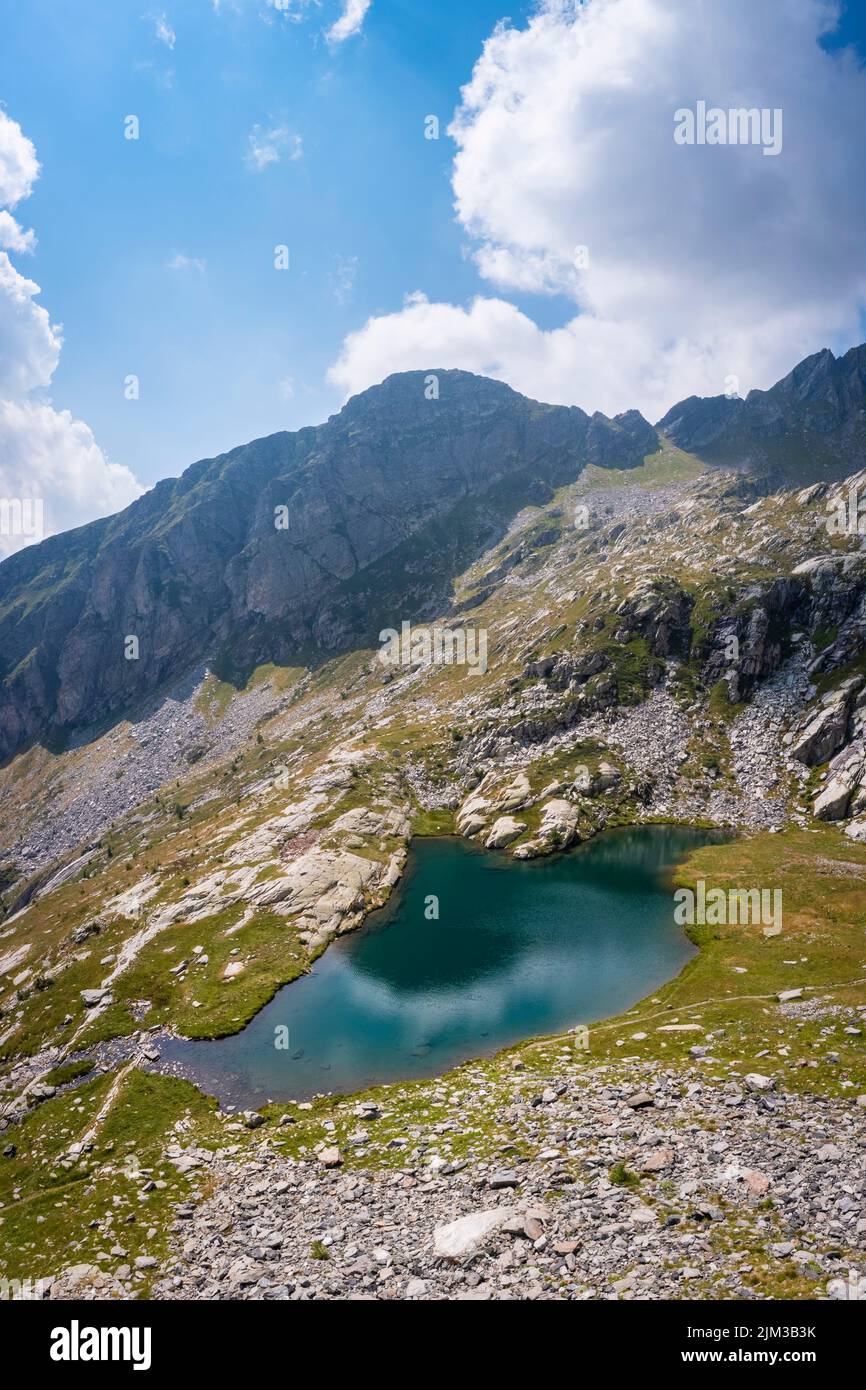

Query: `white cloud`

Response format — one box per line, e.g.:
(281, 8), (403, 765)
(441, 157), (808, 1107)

(167, 251), (206, 273)
(0, 402), (144, 559)
(0, 113), (143, 558)
(155, 11), (176, 48)
(266, 0), (319, 17)
(0, 252), (62, 397)
(245, 123), (303, 171)
(0, 210), (36, 254)
(329, 290), (691, 413)
(327, 0), (372, 44)
(329, 0), (866, 420)
(0, 110), (39, 207)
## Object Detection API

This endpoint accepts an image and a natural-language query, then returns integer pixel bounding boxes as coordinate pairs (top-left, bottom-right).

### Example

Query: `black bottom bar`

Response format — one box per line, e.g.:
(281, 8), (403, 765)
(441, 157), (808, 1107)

(3, 1295), (857, 1376)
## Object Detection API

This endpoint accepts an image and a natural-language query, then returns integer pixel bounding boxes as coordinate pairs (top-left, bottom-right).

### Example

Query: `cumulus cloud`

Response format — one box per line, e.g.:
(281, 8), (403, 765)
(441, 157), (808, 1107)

(0, 402), (145, 558)
(245, 123), (303, 171)
(0, 111), (142, 558)
(329, 290), (688, 412)
(329, 0), (866, 419)
(327, 0), (372, 44)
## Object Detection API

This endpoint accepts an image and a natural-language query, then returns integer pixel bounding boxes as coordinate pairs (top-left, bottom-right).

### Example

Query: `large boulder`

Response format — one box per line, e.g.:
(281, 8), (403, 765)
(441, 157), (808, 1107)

(594, 761), (622, 792)
(495, 771), (531, 812)
(485, 816), (527, 849)
(433, 1207), (519, 1261)
(538, 799), (579, 847)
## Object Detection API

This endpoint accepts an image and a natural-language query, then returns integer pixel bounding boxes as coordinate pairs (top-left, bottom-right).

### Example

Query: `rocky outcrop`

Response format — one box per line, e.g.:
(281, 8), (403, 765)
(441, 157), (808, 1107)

(615, 580), (693, 658)
(701, 579), (806, 702)
(788, 678), (864, 766)
(484, 816), (526, 849)
(456, 770), (533, 845)
(782, 675), (866, 821)
(495, 772), (531, 812)
(538, 798), (580, 846)
(523, 648), (609, 689)
(814, 742), (866, 821)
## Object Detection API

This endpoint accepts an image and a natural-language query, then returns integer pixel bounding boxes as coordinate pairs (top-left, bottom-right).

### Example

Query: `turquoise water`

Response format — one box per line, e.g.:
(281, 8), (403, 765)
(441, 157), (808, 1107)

(159, 825), (723, 1106)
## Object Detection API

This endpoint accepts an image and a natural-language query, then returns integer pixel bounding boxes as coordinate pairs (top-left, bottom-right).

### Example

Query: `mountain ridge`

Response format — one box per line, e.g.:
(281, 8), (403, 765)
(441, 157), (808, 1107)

(657, 341), (866, 480)
(3, 344), (866, 765)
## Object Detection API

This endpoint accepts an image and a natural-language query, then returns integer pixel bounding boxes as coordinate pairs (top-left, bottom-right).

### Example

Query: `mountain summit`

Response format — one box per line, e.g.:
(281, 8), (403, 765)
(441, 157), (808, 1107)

(0, 370), (654, 763)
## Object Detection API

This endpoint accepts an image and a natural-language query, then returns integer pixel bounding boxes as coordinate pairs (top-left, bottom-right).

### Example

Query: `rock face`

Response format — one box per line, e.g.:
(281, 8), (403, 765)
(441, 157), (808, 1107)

(788, 678), (863, 766)
(615, 579), (693, 659)
(814, 742), (866, 821)
(788, 676), (866, 821)
(700, 578), (807, 703)
(0, 371), (655, 764)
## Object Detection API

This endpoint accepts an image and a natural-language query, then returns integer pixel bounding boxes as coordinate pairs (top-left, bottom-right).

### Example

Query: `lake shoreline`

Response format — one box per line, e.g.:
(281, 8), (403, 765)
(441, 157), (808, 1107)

(151, 824), (728, 1108)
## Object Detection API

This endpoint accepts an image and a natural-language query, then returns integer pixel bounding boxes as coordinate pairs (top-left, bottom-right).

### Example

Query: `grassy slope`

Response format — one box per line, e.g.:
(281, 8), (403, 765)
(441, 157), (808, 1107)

(578, 826), (866, 1092)
(0, 1068), (223, 1293)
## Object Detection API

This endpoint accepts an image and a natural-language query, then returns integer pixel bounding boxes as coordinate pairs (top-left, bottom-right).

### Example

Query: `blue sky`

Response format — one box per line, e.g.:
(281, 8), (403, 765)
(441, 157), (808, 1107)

(1, 0), (537, 486)
(1, 0), (866, 551)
